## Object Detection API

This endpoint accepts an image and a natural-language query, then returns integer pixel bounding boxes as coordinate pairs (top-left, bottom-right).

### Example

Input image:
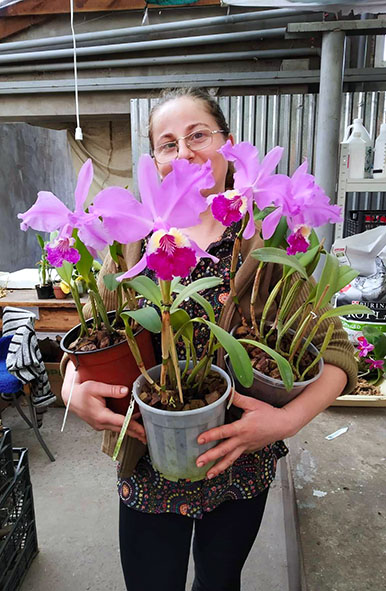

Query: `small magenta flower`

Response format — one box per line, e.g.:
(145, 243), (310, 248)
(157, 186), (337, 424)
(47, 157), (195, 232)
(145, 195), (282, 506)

(357, 336), (375, 358)
(45, 235), (80, 267)
(146, 228), (198, 281)
(286, 227), (310, 255)
(365, 358), (384, 370)
(209, 190), (247, 226)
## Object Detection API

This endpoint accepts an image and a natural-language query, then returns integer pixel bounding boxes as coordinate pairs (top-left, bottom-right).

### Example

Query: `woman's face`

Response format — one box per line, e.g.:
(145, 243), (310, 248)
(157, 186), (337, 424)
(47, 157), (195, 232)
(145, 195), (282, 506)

(151, 96), (232, 197)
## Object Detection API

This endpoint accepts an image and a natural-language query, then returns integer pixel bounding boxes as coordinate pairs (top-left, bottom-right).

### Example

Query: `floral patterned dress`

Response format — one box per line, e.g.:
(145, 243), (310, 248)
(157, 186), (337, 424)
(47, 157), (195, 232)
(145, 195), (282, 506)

(118, 224), (288, 519)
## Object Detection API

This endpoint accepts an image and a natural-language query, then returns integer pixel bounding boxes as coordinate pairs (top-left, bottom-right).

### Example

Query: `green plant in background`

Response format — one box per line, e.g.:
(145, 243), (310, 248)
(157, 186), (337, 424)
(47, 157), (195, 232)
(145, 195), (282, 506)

(36, 234), (52, 286)
(355, 327), (386, 386)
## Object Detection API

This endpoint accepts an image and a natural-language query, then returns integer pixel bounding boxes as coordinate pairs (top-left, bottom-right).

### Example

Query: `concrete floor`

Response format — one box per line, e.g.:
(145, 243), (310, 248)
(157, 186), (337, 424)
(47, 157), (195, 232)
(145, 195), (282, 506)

(289, 406), (386, 591)
(3, 406), (295, 591)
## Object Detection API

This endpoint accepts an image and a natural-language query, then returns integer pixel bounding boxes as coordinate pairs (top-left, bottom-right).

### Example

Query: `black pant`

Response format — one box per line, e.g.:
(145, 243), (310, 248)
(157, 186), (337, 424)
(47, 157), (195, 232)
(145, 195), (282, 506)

(119, 488), (269, 591)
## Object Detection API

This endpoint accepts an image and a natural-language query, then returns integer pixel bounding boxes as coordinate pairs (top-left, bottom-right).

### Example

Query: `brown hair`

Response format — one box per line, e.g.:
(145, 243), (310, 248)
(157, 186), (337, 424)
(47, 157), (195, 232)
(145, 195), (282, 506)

(148, 88), (234, 190)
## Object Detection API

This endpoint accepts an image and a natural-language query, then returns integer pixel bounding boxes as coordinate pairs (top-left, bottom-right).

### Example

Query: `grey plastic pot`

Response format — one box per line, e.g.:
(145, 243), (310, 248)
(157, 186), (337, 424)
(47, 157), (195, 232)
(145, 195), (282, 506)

(226, 331), (323, 407)
(132, 361), (231, 482)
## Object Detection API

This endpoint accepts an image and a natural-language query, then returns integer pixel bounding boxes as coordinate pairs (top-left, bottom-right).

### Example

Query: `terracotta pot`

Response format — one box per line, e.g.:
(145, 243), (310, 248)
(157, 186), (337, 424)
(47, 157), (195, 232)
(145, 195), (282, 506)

(60, 312), (156, 415)
(53, 284), (67, 299)
(35, 283), (54, 299)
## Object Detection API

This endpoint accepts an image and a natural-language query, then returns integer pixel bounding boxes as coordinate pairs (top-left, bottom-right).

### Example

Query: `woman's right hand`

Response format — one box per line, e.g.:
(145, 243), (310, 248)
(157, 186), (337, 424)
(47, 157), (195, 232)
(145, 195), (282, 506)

(61, 360), (147, 445)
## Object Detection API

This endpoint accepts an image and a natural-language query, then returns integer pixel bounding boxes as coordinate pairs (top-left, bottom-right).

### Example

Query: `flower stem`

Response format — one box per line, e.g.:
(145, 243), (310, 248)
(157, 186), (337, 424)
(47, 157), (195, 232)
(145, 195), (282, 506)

(70, 284), (88, 336)
(230, 216), (248, 326)
(250, 261), (264, 338)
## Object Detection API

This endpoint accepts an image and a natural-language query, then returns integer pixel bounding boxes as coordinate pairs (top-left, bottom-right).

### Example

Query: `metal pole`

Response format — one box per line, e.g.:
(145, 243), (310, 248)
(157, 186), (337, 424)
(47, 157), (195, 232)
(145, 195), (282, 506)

(0, 48), (320, 75)
(314, 31), (346, 254)
(0, 28), (286, 65)
(0, 8), (306, 54)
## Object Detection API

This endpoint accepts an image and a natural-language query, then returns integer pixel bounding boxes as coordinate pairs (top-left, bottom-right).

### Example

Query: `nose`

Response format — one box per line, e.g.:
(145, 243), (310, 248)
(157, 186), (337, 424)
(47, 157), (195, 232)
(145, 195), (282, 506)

(176, 138), (194, 160)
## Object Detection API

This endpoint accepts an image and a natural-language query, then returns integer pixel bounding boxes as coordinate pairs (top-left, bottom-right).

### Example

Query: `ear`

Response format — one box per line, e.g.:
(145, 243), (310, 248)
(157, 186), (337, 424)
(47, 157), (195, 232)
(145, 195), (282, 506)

(228, 133), (235, 146)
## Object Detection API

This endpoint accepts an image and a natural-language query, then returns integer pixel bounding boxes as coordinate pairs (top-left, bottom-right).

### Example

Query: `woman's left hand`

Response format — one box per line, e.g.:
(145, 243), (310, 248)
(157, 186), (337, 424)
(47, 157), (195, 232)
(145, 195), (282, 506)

(196, 392), (293, 479)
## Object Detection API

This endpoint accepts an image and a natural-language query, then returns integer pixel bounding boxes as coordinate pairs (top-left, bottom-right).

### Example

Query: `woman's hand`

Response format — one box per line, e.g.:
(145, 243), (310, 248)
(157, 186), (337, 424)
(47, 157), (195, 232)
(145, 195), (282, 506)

(195, 392), (292, 480)
(62, 361), (146, 445)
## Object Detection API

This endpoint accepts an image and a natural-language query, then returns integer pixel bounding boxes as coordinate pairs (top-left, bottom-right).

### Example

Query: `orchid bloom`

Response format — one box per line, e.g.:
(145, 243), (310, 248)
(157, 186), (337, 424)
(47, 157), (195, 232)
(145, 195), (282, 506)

(45, 236), (80, 267)
(208, 189), (248, 227)
(356, 336), (375, 358)
(91, 155), (216, 281)
(18, 159), (112, 262)
(212, 140), (288, 239)
(365, 358), (384, 370)
(261, 160), (342, 254)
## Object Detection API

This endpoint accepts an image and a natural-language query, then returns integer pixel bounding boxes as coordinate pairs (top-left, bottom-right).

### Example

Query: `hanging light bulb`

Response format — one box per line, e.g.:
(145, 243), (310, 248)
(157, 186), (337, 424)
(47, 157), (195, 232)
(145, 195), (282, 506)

(70, 0), (83, 141)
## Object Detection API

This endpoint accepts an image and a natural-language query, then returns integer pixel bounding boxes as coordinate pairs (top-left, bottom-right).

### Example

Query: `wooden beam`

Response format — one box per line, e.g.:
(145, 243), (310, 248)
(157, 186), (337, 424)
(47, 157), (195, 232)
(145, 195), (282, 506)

(1, 0), (220, 17)
(0, 15), (47, 40)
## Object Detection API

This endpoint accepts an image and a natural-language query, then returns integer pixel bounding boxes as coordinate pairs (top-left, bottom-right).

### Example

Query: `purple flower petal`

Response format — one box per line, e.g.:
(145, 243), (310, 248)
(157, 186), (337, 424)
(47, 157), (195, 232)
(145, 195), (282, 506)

(45, 238), (80, 267)
(261, 207), (283, 240)
(286, 230), (310, 255)
(91, 187), (153, 243)
(77, 218), (111, 252)
(118, 253), (148, 281)
(211, 192), (245, 226)
(18, 191), (71, 232)
(74, 159), (93, 212)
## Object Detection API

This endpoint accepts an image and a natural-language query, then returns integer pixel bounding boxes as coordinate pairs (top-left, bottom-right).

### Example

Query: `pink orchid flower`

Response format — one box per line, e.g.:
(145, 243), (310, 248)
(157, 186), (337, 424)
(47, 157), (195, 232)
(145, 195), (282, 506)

(18, 159), (111, 262)
(91, 155), (217, 281)
(365, 358), (384, 370)
(356, 336), (375, 358)
(208, 189), (248, 226)
(262, 160), (342, 252)
(214, 140), (289, 239)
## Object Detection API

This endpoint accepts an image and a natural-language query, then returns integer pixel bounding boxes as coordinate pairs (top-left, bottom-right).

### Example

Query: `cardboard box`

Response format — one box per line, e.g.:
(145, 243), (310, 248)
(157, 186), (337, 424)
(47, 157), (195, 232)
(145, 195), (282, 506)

(44, 362), (64, 407)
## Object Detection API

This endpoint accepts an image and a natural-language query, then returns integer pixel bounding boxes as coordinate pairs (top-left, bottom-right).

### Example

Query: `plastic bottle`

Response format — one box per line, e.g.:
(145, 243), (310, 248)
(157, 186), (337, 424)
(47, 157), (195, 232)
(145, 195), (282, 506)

(347, 132), (366, 179)
(342, 118), (373, 178)
(373, 123), (386, 179)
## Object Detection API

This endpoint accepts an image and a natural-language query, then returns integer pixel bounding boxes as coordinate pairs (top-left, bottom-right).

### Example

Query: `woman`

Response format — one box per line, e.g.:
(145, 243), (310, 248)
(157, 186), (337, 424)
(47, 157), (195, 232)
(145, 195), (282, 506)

(62, 88), (356, 591)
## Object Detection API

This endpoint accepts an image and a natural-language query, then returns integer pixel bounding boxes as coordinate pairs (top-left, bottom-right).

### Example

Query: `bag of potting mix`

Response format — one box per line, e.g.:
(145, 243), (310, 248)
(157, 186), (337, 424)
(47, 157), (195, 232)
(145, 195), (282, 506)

(332, 225), (386, 344)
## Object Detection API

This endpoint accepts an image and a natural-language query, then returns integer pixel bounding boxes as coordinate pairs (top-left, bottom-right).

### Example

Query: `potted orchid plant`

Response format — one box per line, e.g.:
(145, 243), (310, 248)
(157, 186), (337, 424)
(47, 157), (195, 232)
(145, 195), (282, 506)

(35, 234), (54, 299)
(98, 154), (254, 482)
(354, 328), (386, 392)
(18, 159), (156, 415)
(207, 140), (373, 406)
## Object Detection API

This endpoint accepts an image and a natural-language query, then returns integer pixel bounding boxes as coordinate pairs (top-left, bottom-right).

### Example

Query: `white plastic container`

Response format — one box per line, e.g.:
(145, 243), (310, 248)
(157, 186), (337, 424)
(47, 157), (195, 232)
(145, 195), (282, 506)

(373, 123), (386, 179)
(133, 362), (231, 482)
(347, 132), (366, 179)
(343, 118), (373, 178)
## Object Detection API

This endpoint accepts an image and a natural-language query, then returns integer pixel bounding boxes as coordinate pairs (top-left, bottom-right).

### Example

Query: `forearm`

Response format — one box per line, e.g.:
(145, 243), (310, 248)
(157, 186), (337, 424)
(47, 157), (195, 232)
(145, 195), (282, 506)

(281, 363), (347, 437)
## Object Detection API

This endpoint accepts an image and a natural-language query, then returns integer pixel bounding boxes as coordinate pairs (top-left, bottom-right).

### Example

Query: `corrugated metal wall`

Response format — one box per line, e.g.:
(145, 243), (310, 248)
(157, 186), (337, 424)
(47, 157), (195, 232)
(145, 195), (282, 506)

(130, 91), (386, 233)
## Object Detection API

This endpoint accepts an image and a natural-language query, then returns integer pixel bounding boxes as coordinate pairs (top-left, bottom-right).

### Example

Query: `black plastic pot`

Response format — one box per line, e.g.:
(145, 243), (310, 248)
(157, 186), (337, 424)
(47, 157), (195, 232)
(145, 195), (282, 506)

(35, 283), (54, 299)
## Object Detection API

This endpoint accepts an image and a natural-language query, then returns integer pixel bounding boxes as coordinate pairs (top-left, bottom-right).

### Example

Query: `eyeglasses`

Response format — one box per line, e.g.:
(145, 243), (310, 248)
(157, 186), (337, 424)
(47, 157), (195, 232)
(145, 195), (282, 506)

(153, 129), (225, 164)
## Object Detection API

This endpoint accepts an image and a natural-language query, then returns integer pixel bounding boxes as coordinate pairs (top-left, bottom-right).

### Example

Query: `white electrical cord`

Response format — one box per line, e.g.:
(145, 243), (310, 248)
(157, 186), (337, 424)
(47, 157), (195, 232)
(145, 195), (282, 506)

(70, 0), (83, 141)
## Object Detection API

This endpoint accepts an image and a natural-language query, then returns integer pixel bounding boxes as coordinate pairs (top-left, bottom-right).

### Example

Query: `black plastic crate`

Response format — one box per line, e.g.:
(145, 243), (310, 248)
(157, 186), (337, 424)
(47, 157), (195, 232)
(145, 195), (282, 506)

(0, 449), (38, 591)
(345, 210), (386, 236)
(0, 428), (14, 495)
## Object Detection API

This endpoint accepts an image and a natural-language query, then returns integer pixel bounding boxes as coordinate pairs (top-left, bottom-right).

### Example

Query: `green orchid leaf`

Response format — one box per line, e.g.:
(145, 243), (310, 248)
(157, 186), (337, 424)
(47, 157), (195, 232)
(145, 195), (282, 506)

(253, 206), (275, 222)
(171, 277), (182, 291)
(56, 261), (73, 285)
(204, 321), (253, 388)
(36, 233), (45, 250)
(309, 229), (321, 249)
(121, 307), (161, 334)
(251, 247), (308, 280)
(109, 242), (119, 265)
(315, 253), (339, 307)
(239, 338), (294, 391)
(335, 265), (359, 293)
(74, 236), (94, 281)
(125, 276), (162, 308)
(171, 277), (223, 311)
(173, 285), (216, 323)
(264, 216), (289, 249)
(171, 309), (193, 341)
(297, 244), (321, 278)
(103, 273), (122, 292)
(322, 304), (374, 321)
